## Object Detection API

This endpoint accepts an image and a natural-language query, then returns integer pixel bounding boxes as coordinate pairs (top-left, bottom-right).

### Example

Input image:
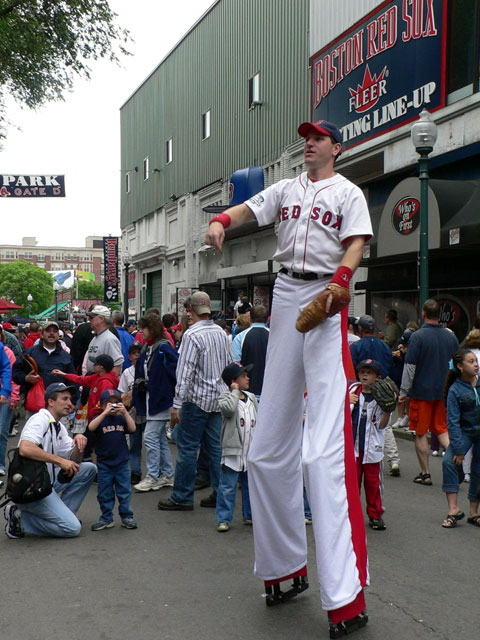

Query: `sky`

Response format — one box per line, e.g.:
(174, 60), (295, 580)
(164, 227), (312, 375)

(0, 0), (214, 247)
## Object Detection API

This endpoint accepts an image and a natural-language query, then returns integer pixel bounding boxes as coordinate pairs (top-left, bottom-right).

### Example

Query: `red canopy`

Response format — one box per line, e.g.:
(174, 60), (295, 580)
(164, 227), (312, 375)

(0, 299), (23, 312)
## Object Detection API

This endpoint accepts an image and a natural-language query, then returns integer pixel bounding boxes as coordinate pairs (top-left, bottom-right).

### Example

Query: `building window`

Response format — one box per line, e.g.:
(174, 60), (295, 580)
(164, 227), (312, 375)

(23, 252), (32, 259)
(249, 72), (261, 108)
(447, 0), (478, 103)
(166, 138), (173, 164)
(55, 252), (62, 260)
(126, 171), (131, 193)
(5, 251), (15, 259)
(202, 110), (211, 140)
(143, 156), (149, 181)
(37, 254), (45, 262)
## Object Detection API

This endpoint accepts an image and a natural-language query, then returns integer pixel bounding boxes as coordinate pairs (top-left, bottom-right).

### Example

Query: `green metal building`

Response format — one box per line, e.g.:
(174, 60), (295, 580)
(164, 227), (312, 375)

(120, 0), (309, 315)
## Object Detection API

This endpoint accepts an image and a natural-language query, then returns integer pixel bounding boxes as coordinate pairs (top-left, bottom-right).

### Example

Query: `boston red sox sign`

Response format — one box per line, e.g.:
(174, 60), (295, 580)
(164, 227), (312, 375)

(310, 0), (446, 149)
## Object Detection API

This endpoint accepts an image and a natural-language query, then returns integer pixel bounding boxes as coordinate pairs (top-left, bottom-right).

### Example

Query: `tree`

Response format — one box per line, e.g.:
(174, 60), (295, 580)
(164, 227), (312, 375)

(77, 279), (104, 300)
(0, 1), (130, 139)
(0, 261), (54, 314)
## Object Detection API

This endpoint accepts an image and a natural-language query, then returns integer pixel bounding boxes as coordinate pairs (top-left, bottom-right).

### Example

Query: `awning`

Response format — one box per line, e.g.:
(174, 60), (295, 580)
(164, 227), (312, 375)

(34, 302), (70, 319)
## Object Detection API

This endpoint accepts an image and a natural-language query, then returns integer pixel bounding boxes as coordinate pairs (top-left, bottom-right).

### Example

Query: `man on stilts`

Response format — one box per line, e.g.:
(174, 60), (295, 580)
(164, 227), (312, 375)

(206, 119), (372, 638)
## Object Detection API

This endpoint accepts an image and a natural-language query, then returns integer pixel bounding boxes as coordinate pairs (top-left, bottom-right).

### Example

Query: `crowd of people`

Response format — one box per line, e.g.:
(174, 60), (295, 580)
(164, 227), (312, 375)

(2, 116), (480, 639)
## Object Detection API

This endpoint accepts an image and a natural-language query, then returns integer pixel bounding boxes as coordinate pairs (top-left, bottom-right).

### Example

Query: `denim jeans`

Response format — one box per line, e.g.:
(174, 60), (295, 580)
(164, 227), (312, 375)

(216, 466), (251, 523)
(129, 421), (145, 477)
(170, 402), (222, 506)
(0, 402), (12, 472)
(442, 435), (480, 501)
(97, 461), (133, 522)
(196, 436), (211, 480)
(303, 486), (312, 521)
(18, 462), (97, 537)
(144, 419), (174, 479)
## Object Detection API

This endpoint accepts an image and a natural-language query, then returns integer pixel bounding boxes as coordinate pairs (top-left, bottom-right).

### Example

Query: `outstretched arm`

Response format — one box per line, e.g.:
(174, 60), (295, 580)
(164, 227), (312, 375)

(205, 204), (255, 252)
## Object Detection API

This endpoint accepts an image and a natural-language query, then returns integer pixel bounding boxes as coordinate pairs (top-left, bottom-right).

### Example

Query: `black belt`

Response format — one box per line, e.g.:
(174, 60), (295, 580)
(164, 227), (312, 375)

(279, 267), (333, 281)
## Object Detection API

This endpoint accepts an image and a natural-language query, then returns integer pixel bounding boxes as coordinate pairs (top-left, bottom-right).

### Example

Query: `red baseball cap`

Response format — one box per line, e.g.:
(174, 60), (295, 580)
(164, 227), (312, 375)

(298, 119), (343, 144)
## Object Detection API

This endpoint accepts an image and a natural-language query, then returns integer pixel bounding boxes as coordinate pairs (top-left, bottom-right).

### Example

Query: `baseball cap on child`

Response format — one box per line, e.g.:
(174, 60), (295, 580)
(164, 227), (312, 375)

(222, 362), (254, 386)
(94, 354), (114, 371)
(99, 389), (122, 404)
(358, 315), (376, 331)
(357, 359), (382, 375)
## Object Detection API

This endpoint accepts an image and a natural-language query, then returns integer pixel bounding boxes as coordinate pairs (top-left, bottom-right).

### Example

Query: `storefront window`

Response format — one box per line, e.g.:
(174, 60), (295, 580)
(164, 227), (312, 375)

(447, 0), (478, 102)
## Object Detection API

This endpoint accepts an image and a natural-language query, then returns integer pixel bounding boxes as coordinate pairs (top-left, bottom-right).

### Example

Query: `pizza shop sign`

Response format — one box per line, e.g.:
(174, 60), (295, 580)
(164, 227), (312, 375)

(310, 0), (446, 149)
(0, 175), (66, 198)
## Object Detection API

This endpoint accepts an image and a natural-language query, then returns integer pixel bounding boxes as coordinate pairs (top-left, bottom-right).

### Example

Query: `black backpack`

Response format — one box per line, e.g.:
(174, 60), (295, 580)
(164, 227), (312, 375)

(0, 425), (54, 508)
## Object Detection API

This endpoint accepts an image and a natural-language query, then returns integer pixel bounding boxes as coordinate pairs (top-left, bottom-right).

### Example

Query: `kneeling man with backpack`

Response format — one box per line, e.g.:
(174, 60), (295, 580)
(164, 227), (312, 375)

(4, 382), (96, 539)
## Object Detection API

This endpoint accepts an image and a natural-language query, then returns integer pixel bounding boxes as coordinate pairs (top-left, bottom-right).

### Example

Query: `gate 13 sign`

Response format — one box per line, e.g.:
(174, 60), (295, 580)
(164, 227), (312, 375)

(310, 0), (446, 149)
(0, 175), (65, 197)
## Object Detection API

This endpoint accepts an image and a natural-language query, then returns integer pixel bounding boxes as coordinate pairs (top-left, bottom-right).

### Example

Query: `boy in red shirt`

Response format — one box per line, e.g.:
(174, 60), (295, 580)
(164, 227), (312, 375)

(52, 354), (119, 422)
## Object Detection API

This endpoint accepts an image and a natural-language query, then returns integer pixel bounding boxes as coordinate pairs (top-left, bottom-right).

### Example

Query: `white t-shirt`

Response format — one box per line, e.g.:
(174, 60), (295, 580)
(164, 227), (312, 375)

(222, 395), (256, 472)
(347, 333), (360, 346)
(246, 172), (372, 275)
(20, 409), (74, 481)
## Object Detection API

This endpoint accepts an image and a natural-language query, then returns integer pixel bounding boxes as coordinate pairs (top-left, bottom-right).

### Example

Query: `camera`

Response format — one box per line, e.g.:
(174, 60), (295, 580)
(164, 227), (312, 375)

(133, 378), (148, 394)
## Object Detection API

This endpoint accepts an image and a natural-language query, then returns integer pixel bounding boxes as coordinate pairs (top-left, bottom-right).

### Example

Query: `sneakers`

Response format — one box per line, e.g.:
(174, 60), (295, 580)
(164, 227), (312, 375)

(217, 522), (230, 532)
(121, 517), (138, 529)
(390, 417), (403, 429)
(157, 498), (194, 511)
(0, 468), (5, 476)
(4, 504), (24, 539)
(243, 519), (253, 525)
(431, 450), (439, 457)
(389, 463), (400, 477)
(200, 495), (216, 508)
(369, 518), (386, 530)
(130, 473), (141, 485)
(399, 415), (409, 428)
(134, 476), (162, 492)
(305, 518), (312, 525)
(156, 474), (174, 488)
(91, 520), (114, 531)
(8, 427), (18, 438)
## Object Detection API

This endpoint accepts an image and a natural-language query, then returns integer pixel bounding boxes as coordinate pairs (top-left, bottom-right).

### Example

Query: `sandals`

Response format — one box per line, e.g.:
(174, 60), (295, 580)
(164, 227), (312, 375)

(467, 515), (480, 527)
(442, 511), (465, 528)
(413, 473), (432, 485)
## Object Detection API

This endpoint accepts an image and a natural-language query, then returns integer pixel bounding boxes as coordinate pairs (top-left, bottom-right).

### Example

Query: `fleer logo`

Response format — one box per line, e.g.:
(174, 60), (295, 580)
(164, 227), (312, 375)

(392, 197), (420, 235)
(349, 65), (387, 114)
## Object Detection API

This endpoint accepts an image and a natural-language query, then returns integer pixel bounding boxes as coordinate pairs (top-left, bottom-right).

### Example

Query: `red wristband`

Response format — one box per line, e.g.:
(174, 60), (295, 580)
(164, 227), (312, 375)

(330, 266), (353, 288)
(209, 213), (231, 229)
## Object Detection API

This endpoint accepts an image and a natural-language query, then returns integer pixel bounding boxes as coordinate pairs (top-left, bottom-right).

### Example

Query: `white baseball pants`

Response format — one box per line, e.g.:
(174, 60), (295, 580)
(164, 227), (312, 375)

(248, 273), (369, 611)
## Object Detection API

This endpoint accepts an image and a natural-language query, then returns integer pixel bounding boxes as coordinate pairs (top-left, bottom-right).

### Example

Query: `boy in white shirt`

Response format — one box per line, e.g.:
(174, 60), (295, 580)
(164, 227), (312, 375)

(350, 359), (392, 531)
(216, 362), (258, 532)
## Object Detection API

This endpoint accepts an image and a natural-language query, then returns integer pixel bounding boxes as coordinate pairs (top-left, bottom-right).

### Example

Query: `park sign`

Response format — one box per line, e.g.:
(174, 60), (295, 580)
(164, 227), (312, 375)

(310, 0), (446, 149)
(0, 175), (65, 197)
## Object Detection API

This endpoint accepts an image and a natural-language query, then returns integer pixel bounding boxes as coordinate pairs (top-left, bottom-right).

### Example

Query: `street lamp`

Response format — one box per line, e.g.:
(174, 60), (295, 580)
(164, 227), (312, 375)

(53, 282), (59, 321)
(124, 257), (130, 319)
(411, 108), (438, 311)
(27, 294), (33, 318)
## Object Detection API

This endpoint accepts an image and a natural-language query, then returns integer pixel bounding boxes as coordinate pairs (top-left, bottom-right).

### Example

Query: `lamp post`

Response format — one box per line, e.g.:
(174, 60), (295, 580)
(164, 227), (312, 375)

(124, 258), (130, 319)
(411, 109), (438, 312)
(27, 294), (33, 319)
(53, 282), (59, 321)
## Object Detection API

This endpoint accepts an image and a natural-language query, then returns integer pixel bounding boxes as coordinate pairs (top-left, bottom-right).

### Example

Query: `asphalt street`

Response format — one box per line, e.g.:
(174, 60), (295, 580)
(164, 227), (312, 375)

(1, 431), (479, 640)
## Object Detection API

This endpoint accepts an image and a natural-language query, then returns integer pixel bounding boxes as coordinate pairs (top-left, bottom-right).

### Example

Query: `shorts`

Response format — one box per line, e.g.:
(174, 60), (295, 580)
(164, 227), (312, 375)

(408, 398), (447, 436)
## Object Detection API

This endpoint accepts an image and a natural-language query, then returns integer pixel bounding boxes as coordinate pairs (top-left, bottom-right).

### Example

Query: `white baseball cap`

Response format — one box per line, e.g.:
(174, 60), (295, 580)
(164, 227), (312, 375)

(86, 305), (111, 318)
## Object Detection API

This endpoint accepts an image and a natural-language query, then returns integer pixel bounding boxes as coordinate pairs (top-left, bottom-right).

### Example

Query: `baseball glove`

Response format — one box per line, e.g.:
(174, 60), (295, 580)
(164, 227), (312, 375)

(22, 354), (39, 375)
(371, 377), (399, 413)
(295, 284), (350, 333)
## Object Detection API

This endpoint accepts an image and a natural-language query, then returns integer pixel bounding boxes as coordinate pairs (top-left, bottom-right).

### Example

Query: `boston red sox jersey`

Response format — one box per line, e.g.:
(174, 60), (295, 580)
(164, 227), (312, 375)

(245, 172), (372, 274)
(222, 395), (256, 472)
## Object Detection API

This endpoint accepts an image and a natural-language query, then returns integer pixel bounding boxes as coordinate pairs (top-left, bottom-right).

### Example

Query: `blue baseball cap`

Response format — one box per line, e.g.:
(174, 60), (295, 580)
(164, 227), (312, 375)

(357, 359), (382, 375)
(44, 382), (76, 402)
(99, 389), (122, 404)
(222, 362), (253, 386)
(298, 119), (343, 144)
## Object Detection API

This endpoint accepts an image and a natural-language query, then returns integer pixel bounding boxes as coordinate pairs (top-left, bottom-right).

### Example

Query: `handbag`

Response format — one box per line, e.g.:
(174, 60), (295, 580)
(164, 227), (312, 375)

(25, 378), (46, 413)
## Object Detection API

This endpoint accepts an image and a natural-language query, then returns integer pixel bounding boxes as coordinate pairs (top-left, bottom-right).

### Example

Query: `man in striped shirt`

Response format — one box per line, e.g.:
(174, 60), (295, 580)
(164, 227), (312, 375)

(158, 291), (232, 511)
